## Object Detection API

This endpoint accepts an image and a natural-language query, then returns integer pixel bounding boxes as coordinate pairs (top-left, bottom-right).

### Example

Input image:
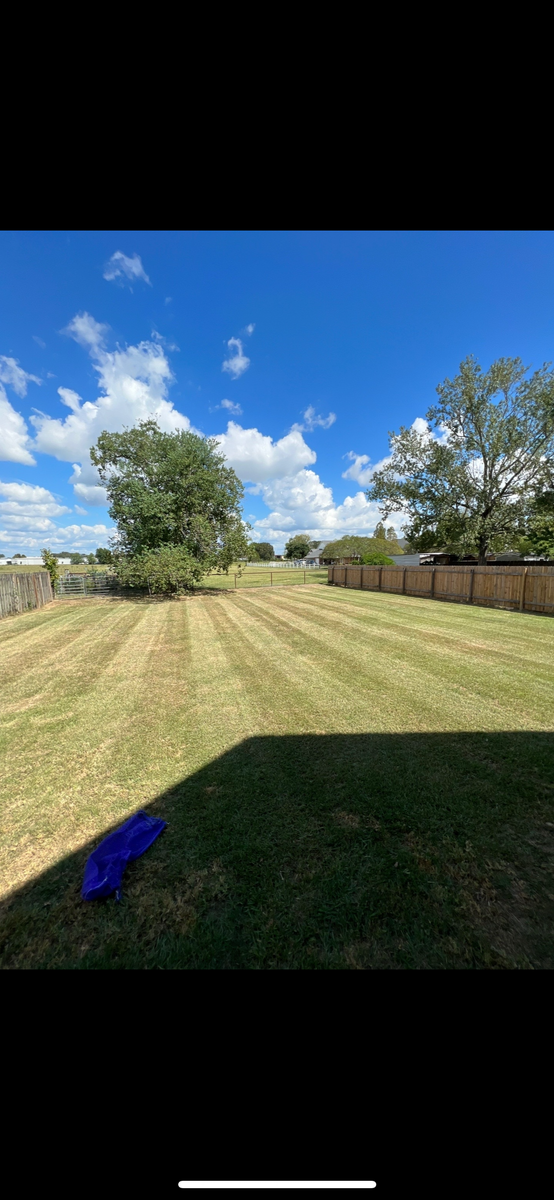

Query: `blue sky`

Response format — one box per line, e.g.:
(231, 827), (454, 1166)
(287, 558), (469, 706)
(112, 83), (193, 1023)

(2, 229), (554, 555)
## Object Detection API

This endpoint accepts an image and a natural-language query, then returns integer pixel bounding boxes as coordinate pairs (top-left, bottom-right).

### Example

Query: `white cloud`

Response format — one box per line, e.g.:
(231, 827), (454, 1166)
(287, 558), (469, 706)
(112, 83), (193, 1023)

(0, 480), (73, 536)
(103, 251), (151, 287)
(74, 505), (88, 515)
(245, 324), (255, 335)
(0, 389), (36, 465)
(411, 416), (450, 445)
(248, 467), (406, 552)
(58, 387), (83, 413)
(342, 452), (373, 487)
(212, 398), (243, 416)
(0, 523), (115, 552)
(0, 481), (64, 505)
(164, 297), (172, 305)
(63, 312), (109, 351)
(33, 336), (46, 349)
(31, 312), (192, 503)
(214, 422), (316, 483)
(0, 515), (58, 530)
(0, 356), (42, 465)
(222, 337), (250, 380)
(0, 355), (41, 397)
(69, 463), (108, 507)
(292, 405), (336, 433)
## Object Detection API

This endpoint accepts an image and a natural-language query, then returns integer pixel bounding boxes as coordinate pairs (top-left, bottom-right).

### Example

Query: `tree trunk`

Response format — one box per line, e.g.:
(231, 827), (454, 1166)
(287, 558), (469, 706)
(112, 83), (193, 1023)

(478, 536), (488, 565)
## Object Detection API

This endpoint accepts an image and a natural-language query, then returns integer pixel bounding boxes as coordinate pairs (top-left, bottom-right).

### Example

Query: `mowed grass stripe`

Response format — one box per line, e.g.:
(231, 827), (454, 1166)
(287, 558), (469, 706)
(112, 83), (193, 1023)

(1, 592), (553, 970)
(253, 588), (554, 728)
(225, 589), (552, 732)
(290, 585), (554, 669)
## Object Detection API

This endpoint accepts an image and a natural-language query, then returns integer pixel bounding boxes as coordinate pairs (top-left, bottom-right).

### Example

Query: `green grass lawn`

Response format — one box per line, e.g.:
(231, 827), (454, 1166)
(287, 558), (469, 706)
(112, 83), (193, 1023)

(1, 584), (554, 969)
(201, 565), (328, 589)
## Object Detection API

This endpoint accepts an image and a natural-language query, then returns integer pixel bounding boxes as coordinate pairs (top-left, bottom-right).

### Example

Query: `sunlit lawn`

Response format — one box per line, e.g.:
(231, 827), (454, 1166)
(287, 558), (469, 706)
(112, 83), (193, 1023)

(1, 584), (553, 969)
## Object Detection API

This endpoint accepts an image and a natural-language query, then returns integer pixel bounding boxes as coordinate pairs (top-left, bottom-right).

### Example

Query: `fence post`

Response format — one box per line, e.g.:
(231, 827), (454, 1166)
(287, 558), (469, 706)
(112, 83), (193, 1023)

(468, 568), (475, 603)
(430, 568), (435, 598)
(234, 573), (237, 589)
(378, 567), (382, 591)
(402, 567), (406, 594)
(519, 567), (528, 613)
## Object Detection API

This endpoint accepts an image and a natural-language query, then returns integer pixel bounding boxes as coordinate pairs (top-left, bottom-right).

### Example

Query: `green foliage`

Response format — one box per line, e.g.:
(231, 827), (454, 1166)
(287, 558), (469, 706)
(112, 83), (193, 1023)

(86, 554), (97, 565)
(256, 542), (275, 560)
(96, 547), (113, 564)
(70, 553), (85, 565)
(40, 548), (60, 587)
(523, 490), (554, 558)
(115, 545), (205, 594)
(360, 552), (395, 565)
(368, 355), (554, 564)
(90, 419), (249, 571)
(322, 534), (403, 560)
(284, 535), (311, 559)
(13, 553), (26, 558)
(247, 544), (260, 561)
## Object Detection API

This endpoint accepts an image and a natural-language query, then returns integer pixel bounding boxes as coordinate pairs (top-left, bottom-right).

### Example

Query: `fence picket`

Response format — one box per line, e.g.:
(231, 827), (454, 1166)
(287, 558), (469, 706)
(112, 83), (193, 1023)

(330, 564), (554, 617)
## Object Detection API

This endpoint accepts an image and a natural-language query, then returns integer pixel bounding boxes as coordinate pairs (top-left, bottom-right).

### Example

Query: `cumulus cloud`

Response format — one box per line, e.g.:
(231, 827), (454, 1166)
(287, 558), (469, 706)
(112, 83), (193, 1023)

(342, 452), (373, 487)
(0, 480), (73, 540)
(103, 251), (151, 287)
(292, 405), (336, 433)
(0, 390), (36, 465)
(58, 387), (83, 413)
(214, 421), (316, 483)
(74, 505), (88, 515)
(0, 523), (115, 552)
(33, 336), (46, 349)
(222, 337), (250, 380)
(247, 466), (406, 551)
(30, 311), (192, 503)
(69, 462), (109, 507)
(411, 416), (450, 444)
(245, 324), (255, 335)
(0, 356), (42, 466)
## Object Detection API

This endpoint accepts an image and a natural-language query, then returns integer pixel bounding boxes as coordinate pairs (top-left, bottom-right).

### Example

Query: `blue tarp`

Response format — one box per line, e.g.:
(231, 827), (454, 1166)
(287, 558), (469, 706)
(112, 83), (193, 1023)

(82, 810), (167, 901)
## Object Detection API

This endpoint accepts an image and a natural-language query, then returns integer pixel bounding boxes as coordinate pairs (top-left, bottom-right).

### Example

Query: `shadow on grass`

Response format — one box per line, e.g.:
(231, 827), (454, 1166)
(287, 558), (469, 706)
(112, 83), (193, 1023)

(2, 732), (554, 970)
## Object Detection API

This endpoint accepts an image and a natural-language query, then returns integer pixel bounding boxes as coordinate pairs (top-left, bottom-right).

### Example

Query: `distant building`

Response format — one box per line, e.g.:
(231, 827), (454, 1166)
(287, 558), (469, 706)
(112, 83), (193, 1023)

(2, 556), (71, 566)
(305, 542), (330, 565)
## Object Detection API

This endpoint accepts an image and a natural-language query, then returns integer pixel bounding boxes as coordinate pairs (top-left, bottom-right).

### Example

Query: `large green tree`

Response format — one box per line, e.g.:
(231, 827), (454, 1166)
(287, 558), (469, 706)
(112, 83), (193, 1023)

(368, 356), (554, 563)
(284, 535), (311, 559)
(255, 542), (274, 561)
(521, 491), (554, 559)
(321, 534), (403, 560)
(90, 420), (249, 574)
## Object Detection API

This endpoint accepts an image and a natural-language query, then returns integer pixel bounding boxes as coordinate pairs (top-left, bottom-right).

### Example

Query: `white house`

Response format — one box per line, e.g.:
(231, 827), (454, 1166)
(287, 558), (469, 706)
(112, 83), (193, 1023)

(1, 557), (71, 566)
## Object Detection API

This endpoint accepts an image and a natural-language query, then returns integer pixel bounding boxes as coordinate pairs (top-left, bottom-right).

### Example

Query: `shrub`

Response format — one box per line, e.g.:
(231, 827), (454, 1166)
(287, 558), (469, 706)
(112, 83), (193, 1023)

(115, 545), (204, 594)
(360, 552), (395, 566)
(40, 548), (60, 588)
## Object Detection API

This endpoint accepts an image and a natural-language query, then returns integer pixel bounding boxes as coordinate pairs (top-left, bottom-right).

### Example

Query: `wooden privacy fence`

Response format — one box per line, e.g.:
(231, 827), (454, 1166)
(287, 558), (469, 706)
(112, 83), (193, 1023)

(0, 571), (53, 620)
(328, 564), (554, 616)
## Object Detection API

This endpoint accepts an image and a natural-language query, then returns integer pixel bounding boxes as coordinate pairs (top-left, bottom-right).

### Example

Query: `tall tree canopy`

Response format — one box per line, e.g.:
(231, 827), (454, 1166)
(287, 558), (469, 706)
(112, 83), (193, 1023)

(284, 535), (311, 559)
(321, 534), (403, 560)
(91, 420), (249, 572)
(368, 356), (554, 563)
